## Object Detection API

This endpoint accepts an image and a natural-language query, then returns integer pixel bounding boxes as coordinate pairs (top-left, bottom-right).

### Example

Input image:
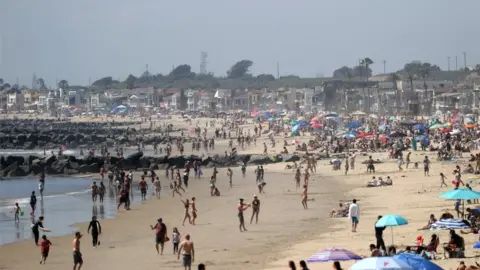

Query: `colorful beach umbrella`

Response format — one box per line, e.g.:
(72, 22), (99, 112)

(429, 123), (443, 130)
(393, 253), (444, 270)
(375, 214), (408, 244)
(430, 219), (470, 230)
(350, 257), (413, 270)
(306, 248), (362, 263)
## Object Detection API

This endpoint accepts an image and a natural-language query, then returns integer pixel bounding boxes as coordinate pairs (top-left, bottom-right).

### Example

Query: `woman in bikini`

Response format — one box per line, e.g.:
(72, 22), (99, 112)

(181, 199), (192, 226)
(171, 180), (182, 197)
(301, 185), (308, 210)
(191, 197), (197, 225)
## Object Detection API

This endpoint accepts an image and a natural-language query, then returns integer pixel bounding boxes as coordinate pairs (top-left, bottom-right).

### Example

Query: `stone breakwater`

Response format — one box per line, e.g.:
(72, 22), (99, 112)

(0, 152), (303, 177)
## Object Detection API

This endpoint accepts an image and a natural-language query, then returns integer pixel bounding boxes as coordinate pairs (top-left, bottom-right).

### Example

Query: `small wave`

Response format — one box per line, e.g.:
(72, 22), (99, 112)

(0, 189), (90, 211)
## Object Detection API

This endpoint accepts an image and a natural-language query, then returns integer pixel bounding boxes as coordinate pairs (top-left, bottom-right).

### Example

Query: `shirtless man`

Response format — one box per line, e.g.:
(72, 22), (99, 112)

(227, 168), (233, 188)
(250, 195), (260, 224)
(237, 198), (250, 232)
(73, 232), (83, 270)
(177, 234), (195, 270)
(138, 176), (148, 201)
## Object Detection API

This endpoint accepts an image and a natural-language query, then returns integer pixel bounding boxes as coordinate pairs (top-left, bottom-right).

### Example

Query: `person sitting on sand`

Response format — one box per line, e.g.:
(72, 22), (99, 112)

(366, 176), (379, 187)
(419, 214), (437, 230)
(457, 261), (480, 270)
(328, 203), (347, 218)
(464, 164), (474, 174)
(369, 244), (380, 257)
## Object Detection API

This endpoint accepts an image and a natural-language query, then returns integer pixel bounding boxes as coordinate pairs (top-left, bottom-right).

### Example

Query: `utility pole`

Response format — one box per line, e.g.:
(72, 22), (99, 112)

(382, 60), (386, 74)
(455, 56), (458, 71)
(276, 62), (280, 79)
(447, 57), (451, 71)
(463, 52), (467, 70)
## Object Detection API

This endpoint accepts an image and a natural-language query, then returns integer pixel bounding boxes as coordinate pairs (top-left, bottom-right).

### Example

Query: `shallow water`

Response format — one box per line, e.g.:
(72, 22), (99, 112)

(0, 177), (142, 245)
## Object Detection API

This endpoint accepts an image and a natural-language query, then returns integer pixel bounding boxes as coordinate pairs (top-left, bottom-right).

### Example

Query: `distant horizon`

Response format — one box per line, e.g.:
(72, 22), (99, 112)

(1, 0), (479, 86)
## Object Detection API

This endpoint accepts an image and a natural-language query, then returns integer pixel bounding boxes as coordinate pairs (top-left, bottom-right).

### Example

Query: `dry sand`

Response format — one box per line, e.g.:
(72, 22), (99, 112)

(0, 116), (478, 270)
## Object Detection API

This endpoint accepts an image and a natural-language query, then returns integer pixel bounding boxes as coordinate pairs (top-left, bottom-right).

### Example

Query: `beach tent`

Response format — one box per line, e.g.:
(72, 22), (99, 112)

(350, 257), (414, 270)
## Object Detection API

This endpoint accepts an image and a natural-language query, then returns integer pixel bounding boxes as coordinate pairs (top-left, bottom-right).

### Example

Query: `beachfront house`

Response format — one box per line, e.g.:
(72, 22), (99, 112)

(7, 89), (25, 111)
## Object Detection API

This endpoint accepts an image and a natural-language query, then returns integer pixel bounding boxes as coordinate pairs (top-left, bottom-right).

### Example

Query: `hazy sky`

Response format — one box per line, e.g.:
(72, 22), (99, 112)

(1, 0), (479, 86)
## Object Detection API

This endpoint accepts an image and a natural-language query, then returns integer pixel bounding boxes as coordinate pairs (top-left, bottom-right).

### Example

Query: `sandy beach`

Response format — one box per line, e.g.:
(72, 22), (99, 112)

(0, 116), (478, 270)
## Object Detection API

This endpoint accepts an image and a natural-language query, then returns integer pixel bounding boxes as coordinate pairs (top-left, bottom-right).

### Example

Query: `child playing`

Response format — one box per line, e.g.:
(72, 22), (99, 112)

(440, 173), (447, 188)
(172, 227), (180, 254)
(39, 235), (52, 264)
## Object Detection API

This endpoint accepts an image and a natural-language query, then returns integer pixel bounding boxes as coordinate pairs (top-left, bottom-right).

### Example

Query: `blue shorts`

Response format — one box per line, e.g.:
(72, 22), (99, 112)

(351, 216), (359, 224)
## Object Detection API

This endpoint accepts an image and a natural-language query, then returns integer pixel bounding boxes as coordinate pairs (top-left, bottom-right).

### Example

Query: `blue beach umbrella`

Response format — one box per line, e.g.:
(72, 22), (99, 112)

(350, 257), (413, 270)
(394, 253), (444, 270)
(439, 188), (480, 200)
(347, 122), (361, 128)
(375, 214), (408, 244)
(473, 241), (480, 249)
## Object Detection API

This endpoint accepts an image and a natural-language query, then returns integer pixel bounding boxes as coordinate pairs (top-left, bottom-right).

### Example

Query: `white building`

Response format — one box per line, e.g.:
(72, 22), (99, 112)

(7, 90), (25, 110)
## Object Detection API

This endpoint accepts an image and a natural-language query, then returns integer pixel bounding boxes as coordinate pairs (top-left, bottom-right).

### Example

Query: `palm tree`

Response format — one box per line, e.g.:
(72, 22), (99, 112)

(389, 73), (401, 114)
(360, 57), (374, 112)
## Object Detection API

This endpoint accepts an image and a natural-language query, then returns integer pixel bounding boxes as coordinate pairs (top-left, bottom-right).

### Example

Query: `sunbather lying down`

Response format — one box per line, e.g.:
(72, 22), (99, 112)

(328, 203), (349, 218)
(457, 261), (480, 270)
(366, 176), (393, 187)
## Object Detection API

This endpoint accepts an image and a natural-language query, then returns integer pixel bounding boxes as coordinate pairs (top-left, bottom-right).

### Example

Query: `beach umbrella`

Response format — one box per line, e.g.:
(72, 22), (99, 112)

(311, 123), (321, 129)
(440, 188), (480, 200)
(389, 116), (397, 120)
(465, 118), (474, 124)
(473, 241), (480, 249)
(290, 120), (298, 125)
(465, 123), (475, 129)
(306, 248), (362, 263)
(324, 113), (339, 118)
(400, 119), (417, 126)
(376, 214), (408, 244)
(430, 219), (470, 230)
(413, 124), (426, 131)
(393, 253), (444, 270)
(349, 257), (413, 270)
(347, 122), (361, 128)
(344, 133), (356, 139)
(429, 123), (443, 130)
(389, 131), (406, 137)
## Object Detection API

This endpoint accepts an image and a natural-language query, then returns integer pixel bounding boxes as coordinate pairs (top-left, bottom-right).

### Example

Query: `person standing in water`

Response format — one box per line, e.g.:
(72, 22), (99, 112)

(177, 234), (195, 270)
(250, 195), (260, 224)
(237, 198), (250, 232)
(30, 191), (37, 216)
(73, 232), (83, 270)
(98, 182), (106, 204)
(38, 174), (45, 200)
(91, 182), (98, 203)
(153, 177), (161, 199)
(139, 176), (148, 201)
(32, 216), (50, 245)
(12, 202), (21, 222)
(87, 216), (102, 248)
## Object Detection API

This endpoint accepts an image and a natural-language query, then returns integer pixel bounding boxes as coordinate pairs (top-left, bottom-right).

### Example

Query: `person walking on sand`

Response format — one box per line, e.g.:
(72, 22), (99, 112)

(177, 234), (195, 270)
(91, 181), (98, 203)
(348, 199), (360, 232)
(440, 173), (448, 188)
(181, 199), (192, 226)
(73, 232), (83, 270)
(172, 227), (181, 254)
(237, 198), (250, 232)
(191, 197), (198, 225)
(152, 177), (161, 199)
(39, 235), (52, 264)
(423, 156), (430, 177)
(301, 185), (308, 210)
(250, 195), (260, 224)
(87, 216), (102, 248)
(227, 168), (233, 188)
(375, 215), (386, 252)
(150, 218), (167, 255)
(344, 157), (349, 175)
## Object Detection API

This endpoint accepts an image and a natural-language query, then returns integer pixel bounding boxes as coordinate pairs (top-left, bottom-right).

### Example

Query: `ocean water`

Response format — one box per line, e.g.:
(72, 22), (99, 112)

(0, 177), (141, 245)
